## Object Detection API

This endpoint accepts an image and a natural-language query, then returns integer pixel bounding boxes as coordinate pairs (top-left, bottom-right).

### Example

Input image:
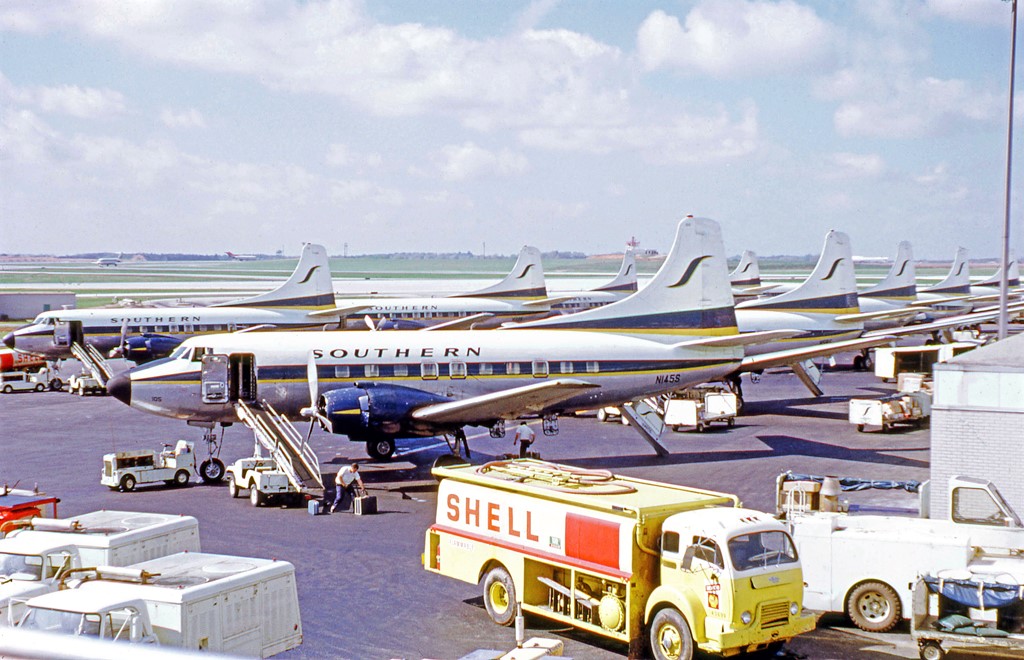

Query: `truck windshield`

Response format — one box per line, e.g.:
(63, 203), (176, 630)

(727, 531), (798, 572)
(21, 608), (100, 636)
(0, 553), (42, 580)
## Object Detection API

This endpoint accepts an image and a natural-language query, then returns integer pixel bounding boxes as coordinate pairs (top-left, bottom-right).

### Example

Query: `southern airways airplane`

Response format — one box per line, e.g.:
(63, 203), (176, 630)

(106, 217), (782, 460)
(3, 243), (339, 362)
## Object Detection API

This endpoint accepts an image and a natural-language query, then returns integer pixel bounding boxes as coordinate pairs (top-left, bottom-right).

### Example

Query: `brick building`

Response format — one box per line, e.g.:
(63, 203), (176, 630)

(930, 334), (1024, 518)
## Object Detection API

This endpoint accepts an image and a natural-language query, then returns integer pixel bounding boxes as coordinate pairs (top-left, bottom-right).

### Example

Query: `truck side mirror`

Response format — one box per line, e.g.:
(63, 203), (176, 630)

(681, 546), (695, 571)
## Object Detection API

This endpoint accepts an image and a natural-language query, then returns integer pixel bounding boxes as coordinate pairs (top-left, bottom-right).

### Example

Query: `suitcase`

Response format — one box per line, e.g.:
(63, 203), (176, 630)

(307, 500), (322, 516)
(354, 495), (377, 515)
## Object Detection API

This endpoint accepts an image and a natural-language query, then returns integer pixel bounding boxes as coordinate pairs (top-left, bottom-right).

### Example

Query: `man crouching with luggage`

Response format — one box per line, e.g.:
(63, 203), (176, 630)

(330, 463), (365, 513)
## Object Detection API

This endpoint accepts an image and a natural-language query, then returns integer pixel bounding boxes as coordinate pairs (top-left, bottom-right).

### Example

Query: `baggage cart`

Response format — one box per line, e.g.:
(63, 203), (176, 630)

(911, 574), (1024, 659)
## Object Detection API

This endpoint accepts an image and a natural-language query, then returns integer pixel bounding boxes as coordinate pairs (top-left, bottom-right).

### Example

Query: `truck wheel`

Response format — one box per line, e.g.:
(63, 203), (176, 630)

(2, 385), (12, 394)
(227, 475), (241, 498)
(856, 424), (865, 433)
(366, 438), (396, 461)
(650, 607), (693, 660)
(34, 383), (44, 392)
(919, 641), (944, 660)
(250, 487), (265, 507)
(119, 474), (137, 492)
(173, 470), (190, 487)
(482, 566), (517, 626)
(199, 458), (226, 483)
(847, 581), (901, 632)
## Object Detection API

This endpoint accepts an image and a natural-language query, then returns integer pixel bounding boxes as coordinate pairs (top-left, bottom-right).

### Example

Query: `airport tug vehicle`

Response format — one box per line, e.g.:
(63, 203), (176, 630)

(0, 487), (58, 536)
(101, 441), (198, 492)
(424, 460), (815, 660)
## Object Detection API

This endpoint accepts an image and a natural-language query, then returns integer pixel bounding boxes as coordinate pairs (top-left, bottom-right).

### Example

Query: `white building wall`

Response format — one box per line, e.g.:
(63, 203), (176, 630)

(931, 349), (1024, 519)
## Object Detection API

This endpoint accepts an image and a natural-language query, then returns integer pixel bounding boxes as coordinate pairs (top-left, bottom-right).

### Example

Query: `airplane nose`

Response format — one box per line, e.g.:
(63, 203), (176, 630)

(107, 372), (132, 406)
(2, 332), (14, 349)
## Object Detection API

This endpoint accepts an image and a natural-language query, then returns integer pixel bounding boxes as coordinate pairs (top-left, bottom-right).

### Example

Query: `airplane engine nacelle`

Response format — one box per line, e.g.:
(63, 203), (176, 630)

(124, 334), (183, 363)
(319, 383), (450, 438)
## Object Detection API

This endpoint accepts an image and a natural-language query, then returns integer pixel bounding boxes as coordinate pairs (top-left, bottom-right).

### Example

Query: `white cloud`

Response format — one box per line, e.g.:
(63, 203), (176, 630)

(822, 72), (1000, 138)
(159, 108), (206, 129)
(8, 82), (126, 119)
(435, 142), (528, 181)
(636, 1), (837, 76)
(828, 152), (885, 178)
(325, 143), (353, 167)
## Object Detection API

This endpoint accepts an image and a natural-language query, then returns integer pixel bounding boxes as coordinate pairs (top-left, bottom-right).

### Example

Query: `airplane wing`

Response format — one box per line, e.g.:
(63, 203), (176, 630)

(863, 303), (1024, 340)
(672, 329), (802, 349)
(738, 334), (898, 373)
(410, 379), (599, 425)
(833, 308), (922, 324)
(306, 304), (373, 318)
(420, 312), (495, 331)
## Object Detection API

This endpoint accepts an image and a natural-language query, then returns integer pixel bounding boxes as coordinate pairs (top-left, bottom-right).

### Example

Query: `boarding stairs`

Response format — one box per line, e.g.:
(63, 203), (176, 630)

(69, 342), (116, 387)
(619, 397), (669, 457)
(235, 400), (325, 498)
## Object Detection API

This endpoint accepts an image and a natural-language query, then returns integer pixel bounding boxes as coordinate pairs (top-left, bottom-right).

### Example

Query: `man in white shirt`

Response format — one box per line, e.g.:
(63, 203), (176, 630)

(330, 463), (365, 513)
(513, 422), (536, 458)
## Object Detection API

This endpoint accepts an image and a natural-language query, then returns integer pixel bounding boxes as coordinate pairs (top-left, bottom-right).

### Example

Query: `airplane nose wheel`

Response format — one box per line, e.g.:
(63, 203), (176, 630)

(199, 428), (226, 483)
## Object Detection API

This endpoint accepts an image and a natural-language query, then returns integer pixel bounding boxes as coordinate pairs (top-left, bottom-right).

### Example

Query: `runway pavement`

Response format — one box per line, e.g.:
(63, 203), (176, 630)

(0, 366), (936, 659)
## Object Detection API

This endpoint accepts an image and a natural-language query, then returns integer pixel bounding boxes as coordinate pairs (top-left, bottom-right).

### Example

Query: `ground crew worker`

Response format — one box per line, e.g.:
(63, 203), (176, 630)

(330, 463), (365, 513)
(513, 421), (535, 458)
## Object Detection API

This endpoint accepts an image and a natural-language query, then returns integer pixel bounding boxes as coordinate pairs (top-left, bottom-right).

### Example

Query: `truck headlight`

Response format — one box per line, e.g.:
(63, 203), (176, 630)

(790, 602), (799, 615)
(740, 610), (752, 625)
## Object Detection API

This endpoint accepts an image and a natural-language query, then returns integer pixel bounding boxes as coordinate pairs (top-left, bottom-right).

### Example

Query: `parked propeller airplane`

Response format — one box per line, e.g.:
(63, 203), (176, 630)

(106, 217), (792, 461)
(3, 243), (339, 363)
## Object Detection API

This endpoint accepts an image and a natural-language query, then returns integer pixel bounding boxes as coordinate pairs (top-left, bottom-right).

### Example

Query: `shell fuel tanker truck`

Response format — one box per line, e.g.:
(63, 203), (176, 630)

(423, 459), (816, 660)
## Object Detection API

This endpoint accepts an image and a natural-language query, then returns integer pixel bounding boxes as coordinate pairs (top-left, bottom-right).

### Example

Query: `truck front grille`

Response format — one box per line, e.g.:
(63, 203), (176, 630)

(760, 601), (790, 629)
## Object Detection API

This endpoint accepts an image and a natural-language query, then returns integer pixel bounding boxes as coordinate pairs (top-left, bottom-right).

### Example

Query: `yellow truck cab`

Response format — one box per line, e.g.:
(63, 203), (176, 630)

(423, 460), (815, 659)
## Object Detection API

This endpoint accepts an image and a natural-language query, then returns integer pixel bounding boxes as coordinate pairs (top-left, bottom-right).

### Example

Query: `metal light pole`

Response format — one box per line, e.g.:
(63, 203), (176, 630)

(1000, 0), (1018, 340)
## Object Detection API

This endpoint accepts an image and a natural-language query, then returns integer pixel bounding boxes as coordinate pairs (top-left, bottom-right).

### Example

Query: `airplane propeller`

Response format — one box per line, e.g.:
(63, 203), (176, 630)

(108, 320), (129, 358)
(299, 351), (327, 443)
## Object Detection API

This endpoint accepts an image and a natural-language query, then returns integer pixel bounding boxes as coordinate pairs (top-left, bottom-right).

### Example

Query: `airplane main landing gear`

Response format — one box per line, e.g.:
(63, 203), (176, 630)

(542, 415), (559, 436)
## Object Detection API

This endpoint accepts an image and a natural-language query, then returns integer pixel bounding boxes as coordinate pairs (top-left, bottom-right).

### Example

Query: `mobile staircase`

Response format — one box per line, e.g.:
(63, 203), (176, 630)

(234, 400), (325, 499)
(69, 342), (116, 388)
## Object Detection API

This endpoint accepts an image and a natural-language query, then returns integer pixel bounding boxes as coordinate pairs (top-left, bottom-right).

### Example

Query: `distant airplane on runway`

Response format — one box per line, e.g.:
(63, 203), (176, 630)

(95, 252), (122, 267)
(226, 251), (258, 261)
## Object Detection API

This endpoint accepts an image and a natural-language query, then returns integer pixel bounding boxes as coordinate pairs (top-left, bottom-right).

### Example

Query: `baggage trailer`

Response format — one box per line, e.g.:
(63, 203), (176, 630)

(776, 473), (1024, 633)
(873, 343), (977, 382)
(425, 459), (816, 660)
(17, 552), (302, 657)
(0, 511), (199, 625)
(911, 574), (1024, 660)
(848, 390), (930, 432)
(663, 387), (738, 432)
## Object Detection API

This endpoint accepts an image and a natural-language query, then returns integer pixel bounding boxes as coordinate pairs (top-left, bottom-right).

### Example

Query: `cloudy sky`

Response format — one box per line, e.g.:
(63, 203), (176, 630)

(1, 0), (1021, 259)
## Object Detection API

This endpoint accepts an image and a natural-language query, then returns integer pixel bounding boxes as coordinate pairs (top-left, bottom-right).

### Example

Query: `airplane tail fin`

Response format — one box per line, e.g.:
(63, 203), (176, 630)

(511, 216), (737, 341)
(591, 247), (637, 294)
(738, 230), (858, 314)
(976, 251), (1019, 288)
(730, 250), (761, 287)
(860, 241), (916, 300)
(214, 243), (334, 309)
(454, 246), (547, 299)
(922, 247), (970, 295)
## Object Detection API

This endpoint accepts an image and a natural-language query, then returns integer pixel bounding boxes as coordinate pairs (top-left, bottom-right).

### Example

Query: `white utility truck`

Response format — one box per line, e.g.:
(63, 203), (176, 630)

(16, 552), (302, 658)
(0, 372), (46, 394)
(425, 459), (816, 660)
(101, 441), (197, 492)
(776, 473), (1024, 633)
(0, 511), (200, 625)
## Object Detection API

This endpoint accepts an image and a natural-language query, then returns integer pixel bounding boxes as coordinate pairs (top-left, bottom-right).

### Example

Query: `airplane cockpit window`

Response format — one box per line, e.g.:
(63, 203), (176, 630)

(169, 346), (189, 360)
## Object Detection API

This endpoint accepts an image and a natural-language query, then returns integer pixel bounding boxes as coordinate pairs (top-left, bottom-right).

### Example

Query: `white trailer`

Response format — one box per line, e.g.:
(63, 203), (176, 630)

(17, 552), (302, 658)
(0, 511), (200, 625)
(663, 387), (738, 432)
(848, 390), (931, 432)
(776, 474), (1024, 633)
(874, 343), (978, 382)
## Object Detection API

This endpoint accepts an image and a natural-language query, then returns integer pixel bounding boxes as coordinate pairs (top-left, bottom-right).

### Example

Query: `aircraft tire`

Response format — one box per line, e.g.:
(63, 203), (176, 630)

(366, 438), (396, 461)
(50, 379), (63, 391)
(199, 458), (226, 483)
